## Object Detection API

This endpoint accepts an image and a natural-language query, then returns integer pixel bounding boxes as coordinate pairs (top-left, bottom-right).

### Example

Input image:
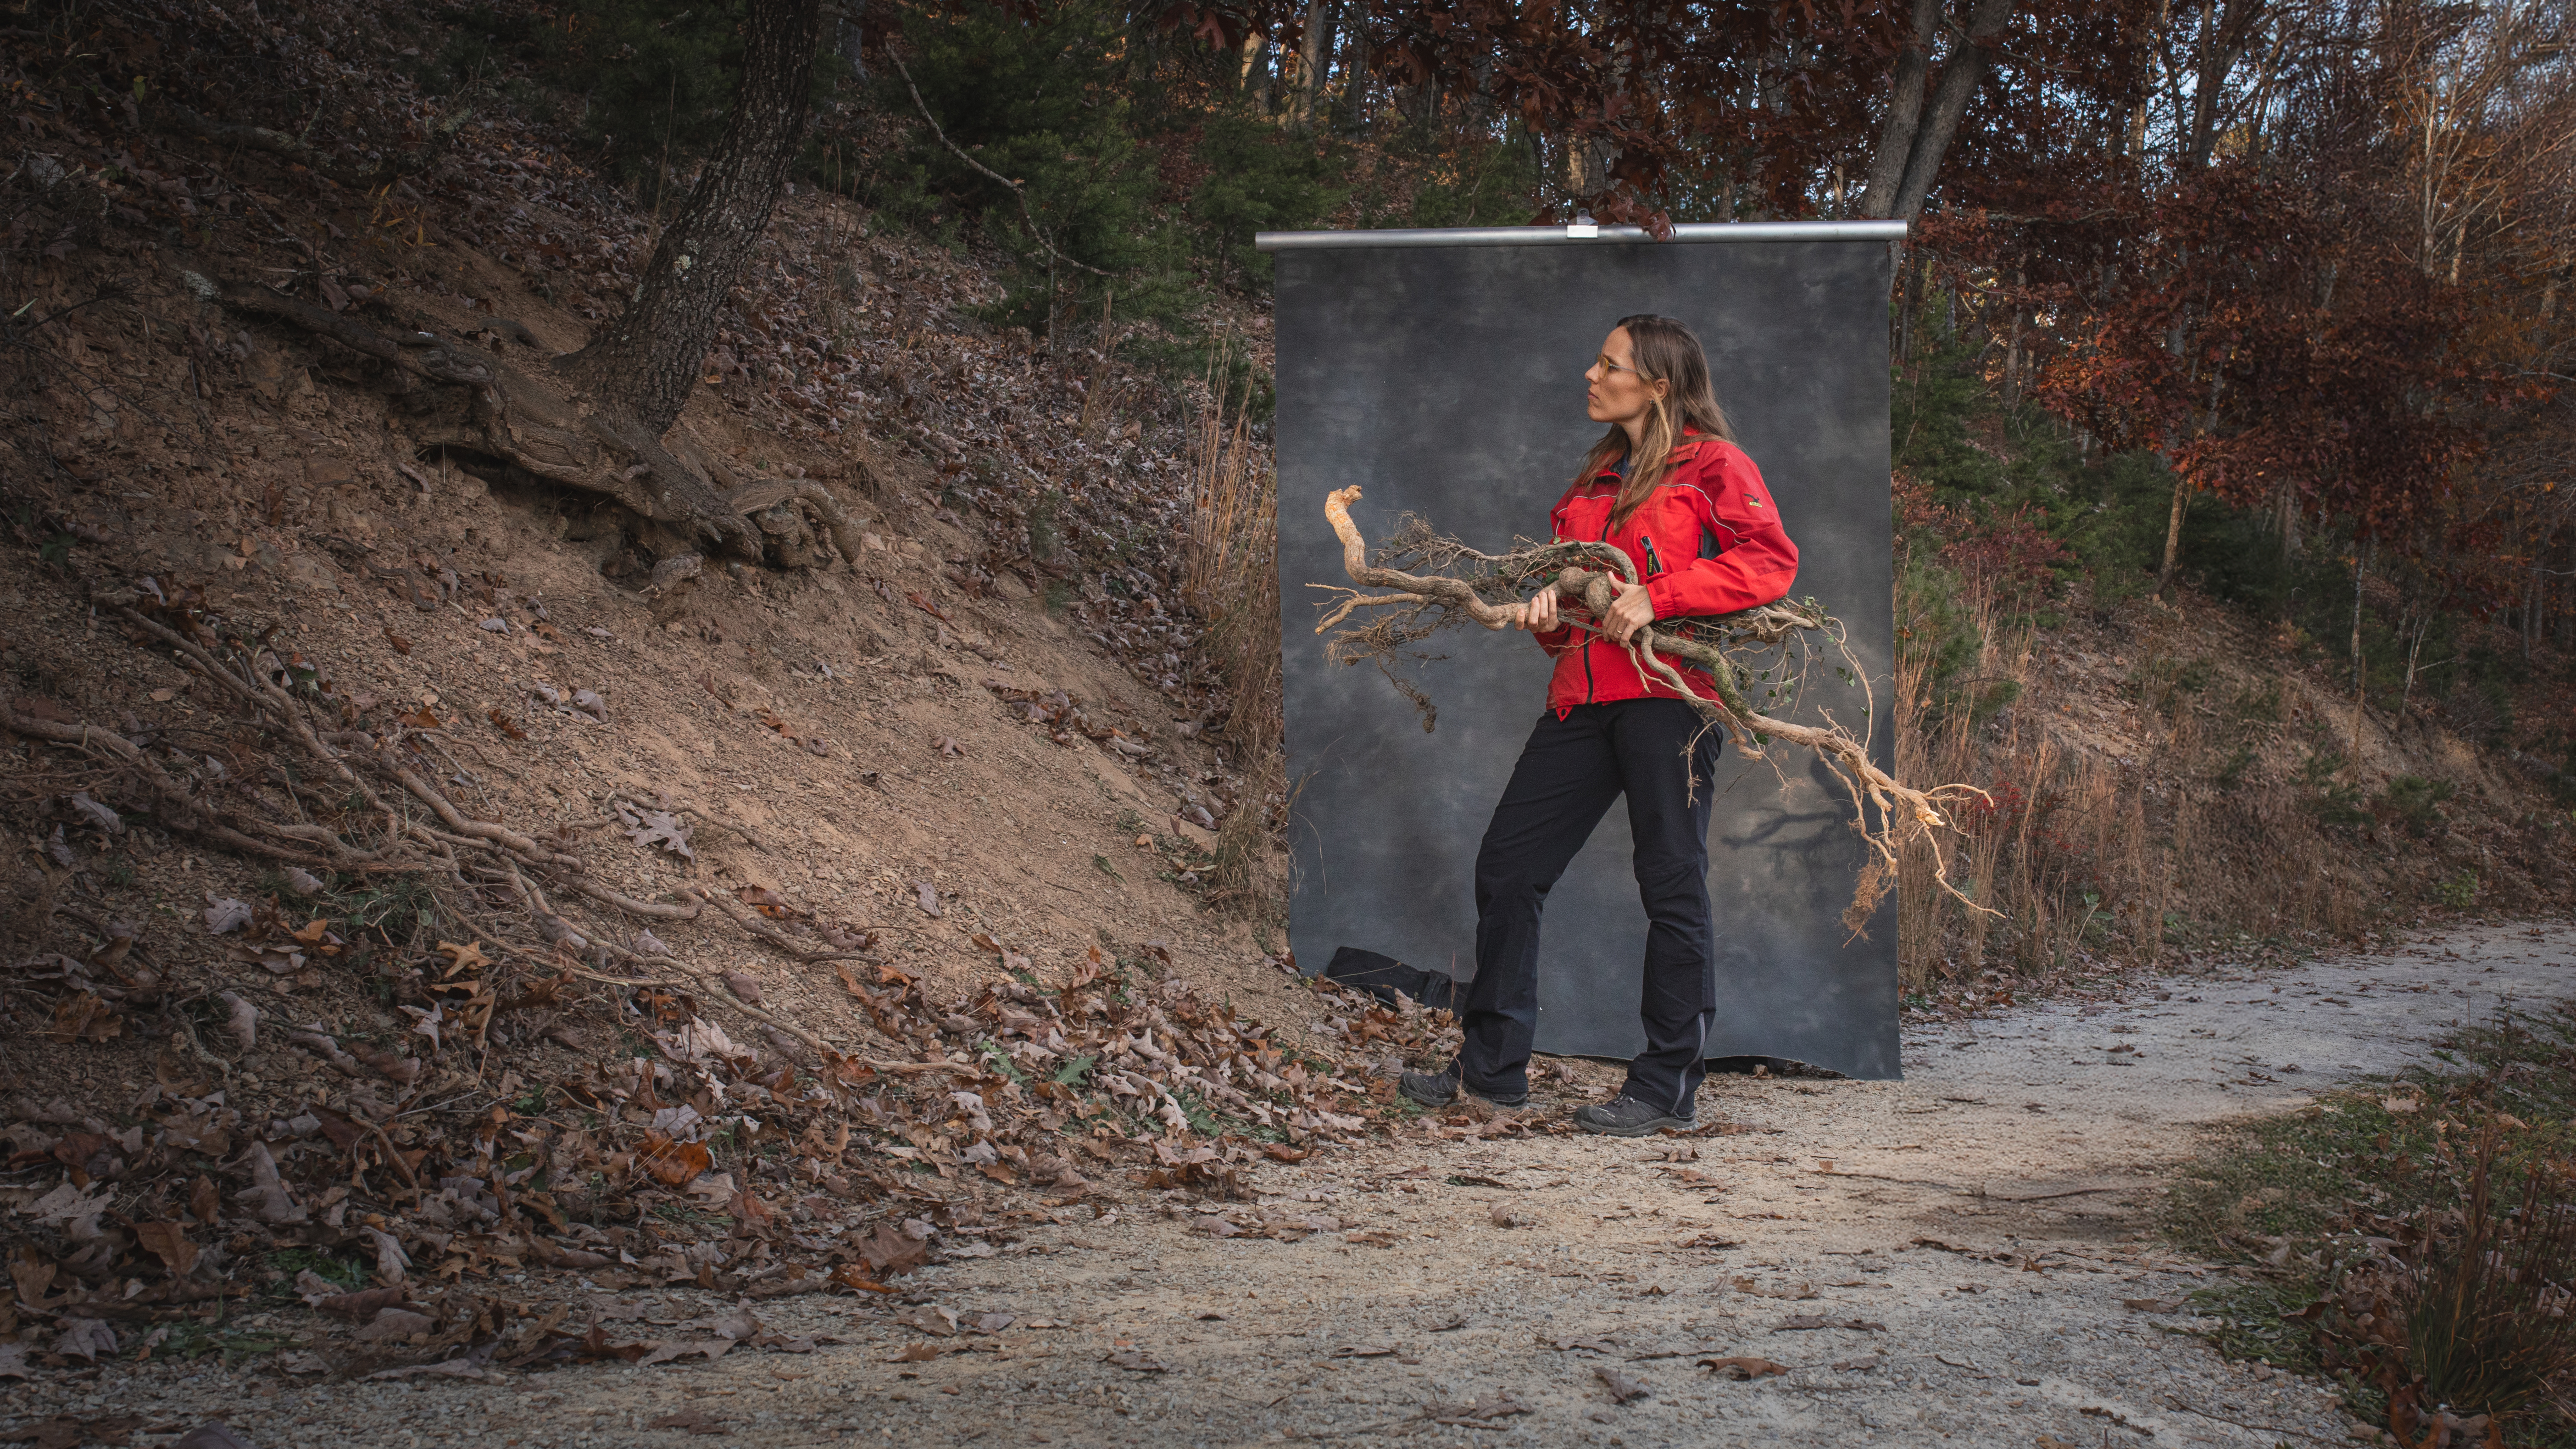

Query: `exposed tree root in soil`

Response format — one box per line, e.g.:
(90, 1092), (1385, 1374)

(1315, 485), (1987, 927)
(200, 276), (871, 574)
(0, 551), (1486, 1382)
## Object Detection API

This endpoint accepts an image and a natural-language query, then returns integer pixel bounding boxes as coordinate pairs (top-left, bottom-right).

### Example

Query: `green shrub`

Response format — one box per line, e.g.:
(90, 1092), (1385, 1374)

(875, 1), (1174, 277)
(2379, 774), (2455, 836)
(414, 2), (843, 186)
(1408, 134), (1542, 228)
(1190, 113), (1343, 286)
(2299, 748), (2371, 827)
(1898, 549), (2015, 724)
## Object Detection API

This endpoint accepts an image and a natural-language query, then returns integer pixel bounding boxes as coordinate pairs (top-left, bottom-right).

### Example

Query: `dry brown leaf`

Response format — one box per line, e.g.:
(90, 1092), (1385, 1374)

(47, 993), (122, 1044)
(853, 1223), (930, 1278)
(735, 885), (804, 919)
(316, 1286), (410, 1319)
(132, 1222), (197, 1277)
(638, 1133), (712, 1187)
(1594, 1366), (1651, 1404)
(893, 1305), (958, 1337)
(646, 1407), (729, 1435)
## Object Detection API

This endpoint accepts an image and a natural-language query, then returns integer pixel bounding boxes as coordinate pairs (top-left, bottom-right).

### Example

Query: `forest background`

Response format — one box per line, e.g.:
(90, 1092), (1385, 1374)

(11, 0), (2576, 992)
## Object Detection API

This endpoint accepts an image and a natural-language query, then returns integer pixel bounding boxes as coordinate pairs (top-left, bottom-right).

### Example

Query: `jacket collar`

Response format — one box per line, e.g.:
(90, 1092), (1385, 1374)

(1585, 429), (1708, 485)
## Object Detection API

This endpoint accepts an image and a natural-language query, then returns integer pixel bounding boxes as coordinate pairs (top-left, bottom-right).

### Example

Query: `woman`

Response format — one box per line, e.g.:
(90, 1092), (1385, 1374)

(1400, 315), (1800, 1136)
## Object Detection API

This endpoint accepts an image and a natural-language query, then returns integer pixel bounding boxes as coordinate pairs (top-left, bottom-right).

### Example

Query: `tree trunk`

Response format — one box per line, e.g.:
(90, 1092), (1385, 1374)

(1336, 7), (1370, 129)
(1292, 0), (1334, 131)
(1888, 0), (2015, 222)
(1241, 30), (1271, 110)
(561, 0), (824, 435)
(2182, 0), (2267, 171)
(2154, 473), (2189, 596)
(2003, 267), (2026, 410)
(1858, 0), (1940, 218)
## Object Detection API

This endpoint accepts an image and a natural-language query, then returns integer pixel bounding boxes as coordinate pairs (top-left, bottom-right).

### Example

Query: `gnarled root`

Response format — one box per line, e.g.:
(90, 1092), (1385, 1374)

(1317, 485), (1989, 929)
(206, 279), (866, 573)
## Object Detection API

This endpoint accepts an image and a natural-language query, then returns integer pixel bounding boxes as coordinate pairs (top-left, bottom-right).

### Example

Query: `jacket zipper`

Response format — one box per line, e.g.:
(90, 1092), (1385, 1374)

(1586, 487), (1619, 705)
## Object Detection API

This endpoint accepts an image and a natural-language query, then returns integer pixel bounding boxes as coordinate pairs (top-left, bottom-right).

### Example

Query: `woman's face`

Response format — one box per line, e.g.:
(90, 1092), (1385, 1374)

(1584, 326), (1668, 430)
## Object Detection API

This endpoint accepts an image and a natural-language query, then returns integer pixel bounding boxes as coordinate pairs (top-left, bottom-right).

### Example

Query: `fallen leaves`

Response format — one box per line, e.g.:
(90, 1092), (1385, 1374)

(614, 798), (694, 861)
(0, 1415), (142, 1448)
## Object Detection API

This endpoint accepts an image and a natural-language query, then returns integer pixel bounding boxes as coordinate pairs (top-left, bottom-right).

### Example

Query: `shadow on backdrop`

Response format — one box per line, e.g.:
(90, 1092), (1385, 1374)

(1263, 223), (1901, 1080)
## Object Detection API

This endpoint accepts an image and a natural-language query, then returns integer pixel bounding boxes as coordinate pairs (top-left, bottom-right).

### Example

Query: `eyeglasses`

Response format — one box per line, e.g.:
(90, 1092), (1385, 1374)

(1594, 354), (1644, 378)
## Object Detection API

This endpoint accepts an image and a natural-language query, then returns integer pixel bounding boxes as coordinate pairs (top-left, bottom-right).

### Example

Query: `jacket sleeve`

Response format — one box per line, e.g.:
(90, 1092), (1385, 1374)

(1644, 448), (1799, 620)
(1532, 487), (1580, 655)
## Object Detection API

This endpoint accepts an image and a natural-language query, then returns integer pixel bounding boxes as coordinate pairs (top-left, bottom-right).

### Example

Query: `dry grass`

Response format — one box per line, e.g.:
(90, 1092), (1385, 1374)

(1182, 365), (1283, 914)
(2404, 1137), (2576, 1426)
(1895, 580), (2385, 995)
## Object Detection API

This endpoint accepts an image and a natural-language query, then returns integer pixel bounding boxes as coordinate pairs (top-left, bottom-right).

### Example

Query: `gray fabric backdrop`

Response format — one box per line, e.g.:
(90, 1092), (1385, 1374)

(1271, 234), (1900, 1079)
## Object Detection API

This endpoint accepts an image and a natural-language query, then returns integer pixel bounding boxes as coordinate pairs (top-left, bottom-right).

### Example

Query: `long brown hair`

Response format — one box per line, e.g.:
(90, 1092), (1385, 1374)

(1578, 314), (1736, 529)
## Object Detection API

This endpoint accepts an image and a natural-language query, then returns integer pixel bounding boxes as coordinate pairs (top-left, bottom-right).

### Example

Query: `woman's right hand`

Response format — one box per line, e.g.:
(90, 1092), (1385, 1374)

(1513, 586), (1561, 634)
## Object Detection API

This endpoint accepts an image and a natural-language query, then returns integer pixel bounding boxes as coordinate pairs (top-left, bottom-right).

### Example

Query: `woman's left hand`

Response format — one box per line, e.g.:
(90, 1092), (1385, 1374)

(1604, 578), (1655, 645)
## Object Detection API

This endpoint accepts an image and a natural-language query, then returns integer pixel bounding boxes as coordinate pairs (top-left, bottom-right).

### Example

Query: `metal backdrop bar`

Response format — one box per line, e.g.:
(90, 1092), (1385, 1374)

(1253, 219), (1909, 251)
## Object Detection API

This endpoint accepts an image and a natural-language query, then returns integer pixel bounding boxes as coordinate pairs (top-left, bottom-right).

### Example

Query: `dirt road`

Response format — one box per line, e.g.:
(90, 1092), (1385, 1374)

(27, 921), (2573, 1448)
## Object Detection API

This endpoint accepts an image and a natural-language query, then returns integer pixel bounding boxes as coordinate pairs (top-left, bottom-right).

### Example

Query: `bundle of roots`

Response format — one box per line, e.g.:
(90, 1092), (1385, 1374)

(1313, 485), (1986, 929)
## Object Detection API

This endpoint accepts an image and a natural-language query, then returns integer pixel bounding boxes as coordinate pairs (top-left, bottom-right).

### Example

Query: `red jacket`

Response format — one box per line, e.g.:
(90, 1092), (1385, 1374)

(1533, 433), (1799, 713)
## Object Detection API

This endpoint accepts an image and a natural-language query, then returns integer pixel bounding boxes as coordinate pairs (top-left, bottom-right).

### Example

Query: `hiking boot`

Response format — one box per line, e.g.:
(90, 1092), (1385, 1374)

(1398, 1065), (1526, 1110)
(1572, 1093), (1695, 1137)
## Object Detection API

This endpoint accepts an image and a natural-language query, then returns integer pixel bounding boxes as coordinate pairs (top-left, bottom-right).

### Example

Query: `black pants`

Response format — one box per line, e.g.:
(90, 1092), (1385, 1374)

(1457, 698), (1720, 1115)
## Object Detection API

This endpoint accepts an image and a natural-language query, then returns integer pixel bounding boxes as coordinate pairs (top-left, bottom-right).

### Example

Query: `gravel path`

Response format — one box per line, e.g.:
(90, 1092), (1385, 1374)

(21, 920), (2572, 1448)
